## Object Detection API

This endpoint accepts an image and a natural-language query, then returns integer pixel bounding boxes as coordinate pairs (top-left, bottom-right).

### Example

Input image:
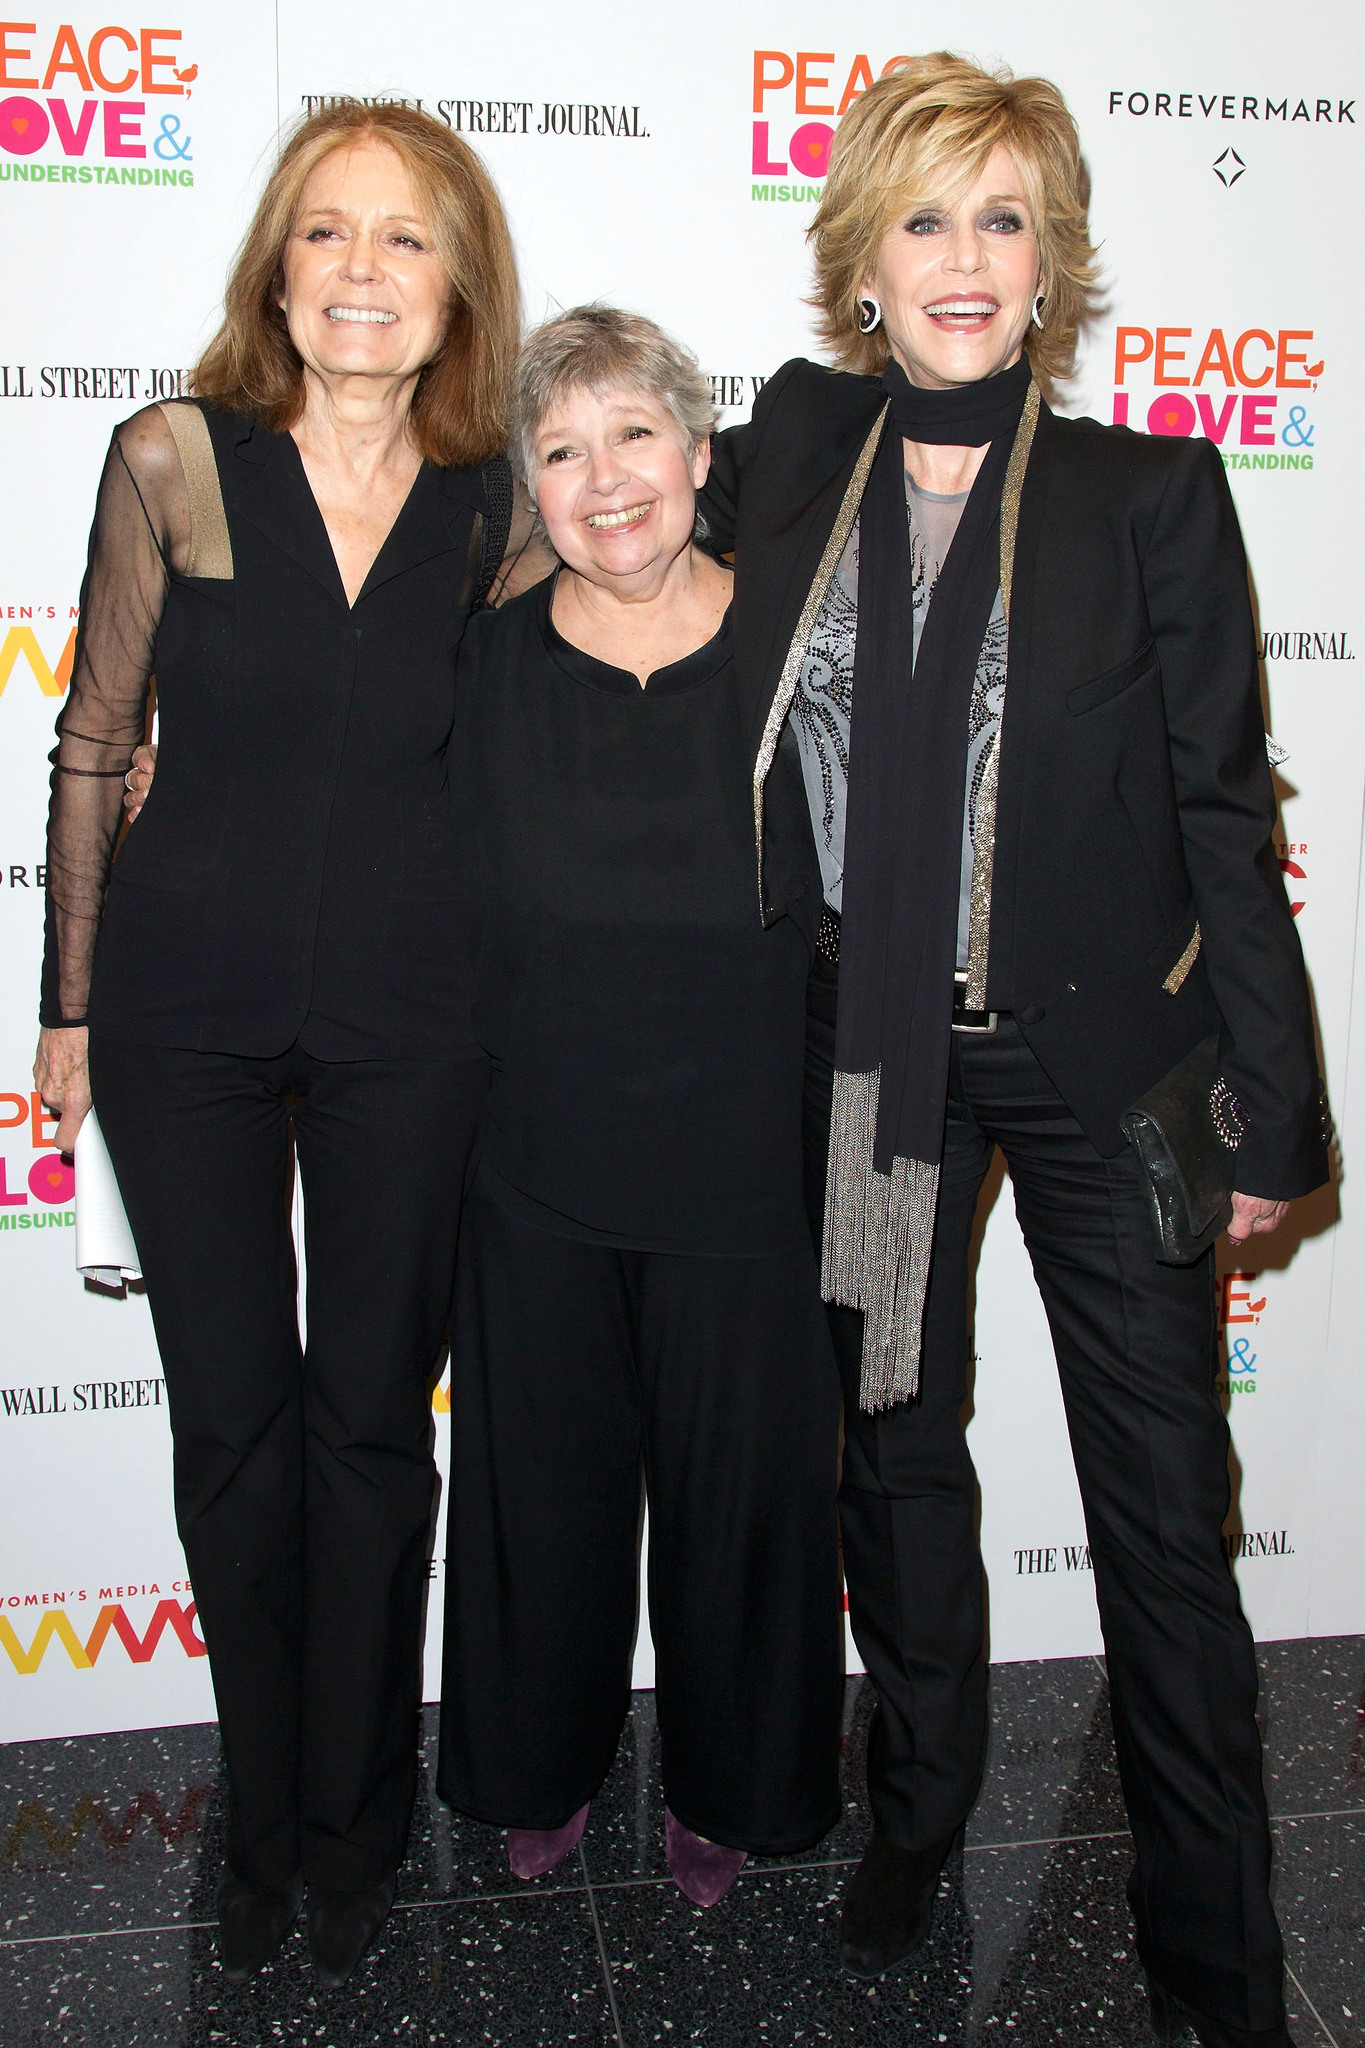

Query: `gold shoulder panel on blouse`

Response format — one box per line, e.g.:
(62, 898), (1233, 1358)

(157, 400), (234, 580)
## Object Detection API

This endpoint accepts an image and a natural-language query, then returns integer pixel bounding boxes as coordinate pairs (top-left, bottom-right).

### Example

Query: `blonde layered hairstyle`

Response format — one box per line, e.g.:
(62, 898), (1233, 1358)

(194, 102), (519, 467)
(809, 55), (1099, 390)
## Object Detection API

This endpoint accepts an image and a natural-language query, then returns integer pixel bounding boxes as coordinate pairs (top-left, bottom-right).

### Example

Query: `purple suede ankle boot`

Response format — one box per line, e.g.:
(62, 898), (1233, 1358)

(664, 1808), (747, 1907)
(506, 1802), (589, 1879)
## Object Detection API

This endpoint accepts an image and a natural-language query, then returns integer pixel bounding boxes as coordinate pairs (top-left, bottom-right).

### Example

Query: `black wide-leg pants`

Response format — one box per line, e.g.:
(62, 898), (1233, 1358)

(437, 1171), (844, 1854)
(804, 954), (1284, 2034)
(89, 1034), (488, 1893)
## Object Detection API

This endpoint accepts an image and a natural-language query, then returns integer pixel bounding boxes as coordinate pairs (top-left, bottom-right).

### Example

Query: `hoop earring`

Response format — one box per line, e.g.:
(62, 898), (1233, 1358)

(1031, 293), (1046, 330)
(857, 295), (882, 335)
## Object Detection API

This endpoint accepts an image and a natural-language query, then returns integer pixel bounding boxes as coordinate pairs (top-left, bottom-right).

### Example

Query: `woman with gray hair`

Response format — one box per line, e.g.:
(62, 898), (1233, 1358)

(435, 306), (843, 1903)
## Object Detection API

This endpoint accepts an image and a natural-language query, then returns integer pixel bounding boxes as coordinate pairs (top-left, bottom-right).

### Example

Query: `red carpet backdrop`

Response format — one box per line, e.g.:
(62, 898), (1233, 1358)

(1, 0), (1361, 1742)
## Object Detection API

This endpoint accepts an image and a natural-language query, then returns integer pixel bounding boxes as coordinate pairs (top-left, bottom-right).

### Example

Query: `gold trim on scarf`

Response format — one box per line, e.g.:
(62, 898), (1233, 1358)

(158, 400), (234, 580)
(752, 402), (888, 915)
(962, 380), (1039, 1008)
(1163, 921), (1202, 994)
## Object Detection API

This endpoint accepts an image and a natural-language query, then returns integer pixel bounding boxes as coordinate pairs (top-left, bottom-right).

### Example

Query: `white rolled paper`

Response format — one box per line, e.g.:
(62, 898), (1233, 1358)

(75, 1110), (142, 1286)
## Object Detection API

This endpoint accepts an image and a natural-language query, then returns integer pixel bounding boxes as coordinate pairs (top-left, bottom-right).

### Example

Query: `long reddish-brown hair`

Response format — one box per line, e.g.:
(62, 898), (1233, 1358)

(194, 102), (519, 467)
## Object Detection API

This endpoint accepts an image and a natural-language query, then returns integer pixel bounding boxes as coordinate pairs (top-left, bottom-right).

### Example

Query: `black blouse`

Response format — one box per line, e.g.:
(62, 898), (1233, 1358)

(41, 399), (503, 1061)
(453, 575), (813, 1257)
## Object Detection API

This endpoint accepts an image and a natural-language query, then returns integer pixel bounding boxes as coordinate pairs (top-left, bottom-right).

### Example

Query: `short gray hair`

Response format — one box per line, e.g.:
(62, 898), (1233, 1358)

(513, 303), (719, 488)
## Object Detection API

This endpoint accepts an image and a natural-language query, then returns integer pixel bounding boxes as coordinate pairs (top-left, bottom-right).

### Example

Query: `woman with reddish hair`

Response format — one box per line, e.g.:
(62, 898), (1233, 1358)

(35, 101), (526, 1990)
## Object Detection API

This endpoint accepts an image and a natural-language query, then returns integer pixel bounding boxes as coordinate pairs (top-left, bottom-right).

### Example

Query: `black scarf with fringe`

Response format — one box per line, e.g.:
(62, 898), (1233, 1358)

(821, 356), (1033, 1408)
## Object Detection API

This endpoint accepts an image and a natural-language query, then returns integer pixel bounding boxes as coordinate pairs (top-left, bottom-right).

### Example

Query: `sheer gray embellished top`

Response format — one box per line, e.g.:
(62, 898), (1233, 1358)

(788, 472), (1007, 968)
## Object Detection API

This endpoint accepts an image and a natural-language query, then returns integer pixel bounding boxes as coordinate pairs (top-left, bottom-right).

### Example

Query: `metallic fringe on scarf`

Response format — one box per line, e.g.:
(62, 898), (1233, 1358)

(820, 1067), (941, 1412)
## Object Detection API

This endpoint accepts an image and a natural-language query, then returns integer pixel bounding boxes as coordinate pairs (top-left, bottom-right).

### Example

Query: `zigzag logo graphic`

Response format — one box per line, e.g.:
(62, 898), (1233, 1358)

(0, 622), (75, 699)
(0, 1600), (205, 1675)
(4, 1786), (209, 1864)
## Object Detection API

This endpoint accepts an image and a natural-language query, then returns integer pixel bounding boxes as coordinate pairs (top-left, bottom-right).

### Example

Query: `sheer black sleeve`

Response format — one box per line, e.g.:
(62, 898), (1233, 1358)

(40, 406), (189, 1027)
(485, 476), (557, 607)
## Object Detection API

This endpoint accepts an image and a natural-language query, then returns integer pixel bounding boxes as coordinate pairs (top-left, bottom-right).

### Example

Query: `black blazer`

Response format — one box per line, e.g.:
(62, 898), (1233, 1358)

(84, 403), (504, 1061)
(701, 359), (1327, 1198)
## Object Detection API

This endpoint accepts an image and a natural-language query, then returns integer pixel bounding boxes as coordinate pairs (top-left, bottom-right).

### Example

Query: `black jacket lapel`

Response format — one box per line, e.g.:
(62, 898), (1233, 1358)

(357, 463), (482, 604)
(738, 386), (886, 766)
(217, 416), (349, 607)
(216, 416), (479, 610)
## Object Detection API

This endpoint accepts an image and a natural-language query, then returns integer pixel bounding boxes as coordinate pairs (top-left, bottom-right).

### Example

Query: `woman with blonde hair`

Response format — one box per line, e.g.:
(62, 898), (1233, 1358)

(701, 55), (1325, 2045)
(34, 101), (522, 1989)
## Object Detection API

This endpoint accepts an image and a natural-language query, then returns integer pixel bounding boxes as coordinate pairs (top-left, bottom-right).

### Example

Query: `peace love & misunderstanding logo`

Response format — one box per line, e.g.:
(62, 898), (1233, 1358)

(0, 18), (196, 188)
(750, 48), (911, 202)
(1112, 322), (1324, 472)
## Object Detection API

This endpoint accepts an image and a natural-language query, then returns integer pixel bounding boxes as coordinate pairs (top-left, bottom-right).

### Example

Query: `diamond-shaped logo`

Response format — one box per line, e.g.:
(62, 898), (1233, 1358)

(1213, 147), (1246, 187)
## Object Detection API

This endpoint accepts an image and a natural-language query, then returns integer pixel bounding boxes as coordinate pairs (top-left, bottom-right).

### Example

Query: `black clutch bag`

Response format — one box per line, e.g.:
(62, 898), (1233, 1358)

(1121, 1034), (1246, 1265)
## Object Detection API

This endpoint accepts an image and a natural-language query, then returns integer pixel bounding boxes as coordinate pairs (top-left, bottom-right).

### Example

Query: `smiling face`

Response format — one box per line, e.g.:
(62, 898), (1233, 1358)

(279, 138), (451, 389)
(866, 143), (1042, 390)
(531, 385), (709, 595)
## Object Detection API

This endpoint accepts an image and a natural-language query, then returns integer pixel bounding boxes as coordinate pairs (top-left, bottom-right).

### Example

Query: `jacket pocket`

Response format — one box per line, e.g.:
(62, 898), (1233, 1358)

(1145, 900), (1201, 992)
(1066, 641), (1157, 716)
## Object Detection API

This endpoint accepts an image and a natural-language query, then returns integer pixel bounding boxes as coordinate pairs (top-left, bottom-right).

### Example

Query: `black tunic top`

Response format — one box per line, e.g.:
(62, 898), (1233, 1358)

(454, 575), (813, 1257)
(42, 399), (502, 1061)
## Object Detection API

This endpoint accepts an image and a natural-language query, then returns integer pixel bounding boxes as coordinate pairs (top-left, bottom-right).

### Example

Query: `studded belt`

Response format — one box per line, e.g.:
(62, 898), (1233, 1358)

(952, 971), (1005, 1034)
(816, 917), (1007, 1034)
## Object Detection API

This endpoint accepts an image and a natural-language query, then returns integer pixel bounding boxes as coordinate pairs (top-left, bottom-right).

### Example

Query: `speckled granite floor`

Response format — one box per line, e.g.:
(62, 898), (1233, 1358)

(1, 1638), (1360, 2046)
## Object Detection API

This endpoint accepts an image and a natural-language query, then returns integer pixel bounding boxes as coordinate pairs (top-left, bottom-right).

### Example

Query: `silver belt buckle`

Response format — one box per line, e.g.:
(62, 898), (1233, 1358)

(951, 972), (999, 1034)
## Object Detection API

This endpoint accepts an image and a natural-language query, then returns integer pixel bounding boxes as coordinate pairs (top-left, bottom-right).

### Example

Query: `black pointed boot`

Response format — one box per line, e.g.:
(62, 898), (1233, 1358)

(1147, 1971), (1298, 2047)
(216, 1871), (304, 1983)
(838, 1829), (958, 1980)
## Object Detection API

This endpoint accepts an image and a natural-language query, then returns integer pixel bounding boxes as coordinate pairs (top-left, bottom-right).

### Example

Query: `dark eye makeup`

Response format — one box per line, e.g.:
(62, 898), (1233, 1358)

(903, 205), (1030, 236)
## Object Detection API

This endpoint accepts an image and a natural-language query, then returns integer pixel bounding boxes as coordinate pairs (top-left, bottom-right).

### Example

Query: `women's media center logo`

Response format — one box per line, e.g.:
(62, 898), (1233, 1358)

(0, 19), (196, 189)
(2, 1589), (204, 1677)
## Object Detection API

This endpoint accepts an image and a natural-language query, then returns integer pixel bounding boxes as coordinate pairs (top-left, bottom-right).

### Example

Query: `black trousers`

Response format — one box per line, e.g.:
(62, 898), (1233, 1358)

(437, 1171), (844, 1854)
(804, 955), (1284, 2034)
(89, 1034), (488, 1892)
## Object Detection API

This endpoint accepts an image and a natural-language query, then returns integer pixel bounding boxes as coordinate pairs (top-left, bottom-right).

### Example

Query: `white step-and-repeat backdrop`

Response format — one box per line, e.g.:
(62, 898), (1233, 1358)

(2, 1), (1362, 1742)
